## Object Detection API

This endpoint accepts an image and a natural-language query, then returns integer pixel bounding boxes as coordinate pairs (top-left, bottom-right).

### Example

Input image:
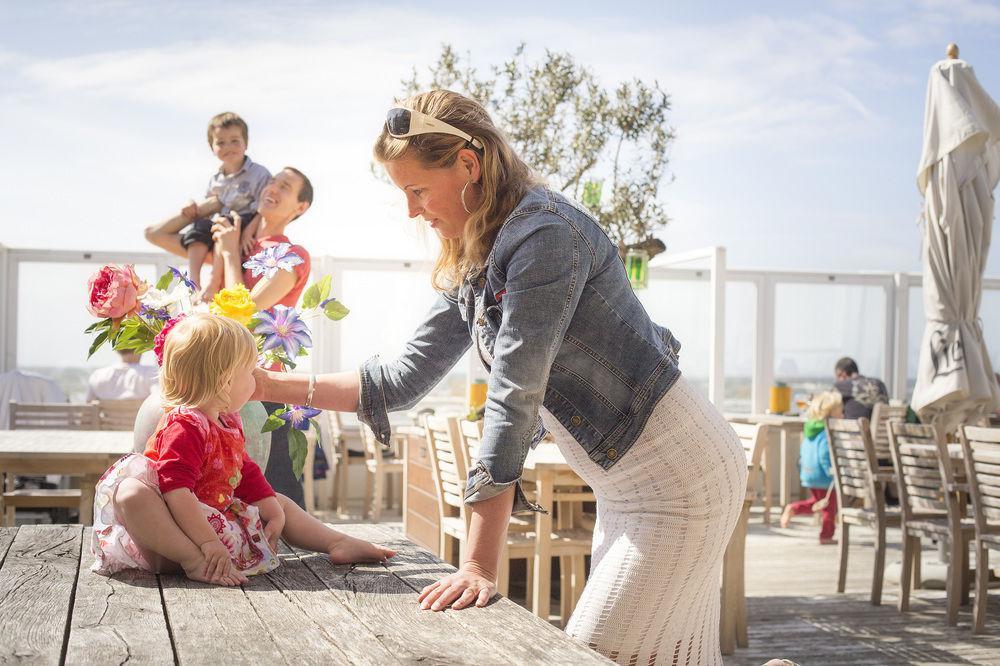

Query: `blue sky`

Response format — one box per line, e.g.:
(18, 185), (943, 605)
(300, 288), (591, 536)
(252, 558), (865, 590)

(2, 0), (1000, 274)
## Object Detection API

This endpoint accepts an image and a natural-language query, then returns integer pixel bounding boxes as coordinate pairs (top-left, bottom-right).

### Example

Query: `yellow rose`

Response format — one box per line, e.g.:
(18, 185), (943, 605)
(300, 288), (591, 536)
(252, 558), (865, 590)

(210, 284), (256, 326)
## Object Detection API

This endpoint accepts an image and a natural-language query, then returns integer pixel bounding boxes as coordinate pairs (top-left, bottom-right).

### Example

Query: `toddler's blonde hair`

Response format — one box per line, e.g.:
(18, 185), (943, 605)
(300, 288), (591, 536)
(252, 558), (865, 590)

(805, 390), (843, 421)
(160, 314), (258, 409)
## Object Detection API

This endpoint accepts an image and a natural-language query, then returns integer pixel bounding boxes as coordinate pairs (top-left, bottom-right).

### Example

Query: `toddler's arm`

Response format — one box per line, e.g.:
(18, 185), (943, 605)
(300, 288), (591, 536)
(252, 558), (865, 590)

(163, 488), (234, 579)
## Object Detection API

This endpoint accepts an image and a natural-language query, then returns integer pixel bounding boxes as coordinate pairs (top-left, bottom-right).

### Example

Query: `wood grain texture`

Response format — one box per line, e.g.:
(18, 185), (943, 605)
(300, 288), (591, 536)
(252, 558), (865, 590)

(0, 524), (82, 663)
(65, 528), (173, 665)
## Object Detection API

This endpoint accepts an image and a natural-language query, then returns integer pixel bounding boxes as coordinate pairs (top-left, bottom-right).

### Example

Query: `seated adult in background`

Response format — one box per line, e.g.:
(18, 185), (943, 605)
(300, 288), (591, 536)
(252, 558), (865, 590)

(833, 356), (888, 420)
(86, 350), (158, 402)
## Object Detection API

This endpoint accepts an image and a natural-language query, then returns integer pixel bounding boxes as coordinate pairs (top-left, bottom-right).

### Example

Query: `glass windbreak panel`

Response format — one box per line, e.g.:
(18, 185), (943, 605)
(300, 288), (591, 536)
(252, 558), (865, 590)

(638, 275), (710, 399)
(773, 282), (887, 411)
(16, 261), (161, 401)
(725, 281), (756, 414)
(338, 267), (467, 423)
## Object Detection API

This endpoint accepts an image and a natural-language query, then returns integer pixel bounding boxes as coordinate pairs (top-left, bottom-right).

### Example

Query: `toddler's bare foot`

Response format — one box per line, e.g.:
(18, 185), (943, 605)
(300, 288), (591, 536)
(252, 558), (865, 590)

(780, 504), (793, 529)
(180, 553), (247, 586)
(328, 533), (396, 565)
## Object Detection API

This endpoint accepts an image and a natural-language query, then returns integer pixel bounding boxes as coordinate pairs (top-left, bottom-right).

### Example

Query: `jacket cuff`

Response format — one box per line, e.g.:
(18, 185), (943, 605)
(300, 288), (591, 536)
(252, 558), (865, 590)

(357, 356), (392, 446)
(464, 461), (546, 516)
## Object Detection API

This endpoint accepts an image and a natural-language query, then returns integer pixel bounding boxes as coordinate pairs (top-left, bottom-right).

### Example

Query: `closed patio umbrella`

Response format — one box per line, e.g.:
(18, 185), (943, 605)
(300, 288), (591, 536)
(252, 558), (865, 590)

(912, 45), (1000, 434)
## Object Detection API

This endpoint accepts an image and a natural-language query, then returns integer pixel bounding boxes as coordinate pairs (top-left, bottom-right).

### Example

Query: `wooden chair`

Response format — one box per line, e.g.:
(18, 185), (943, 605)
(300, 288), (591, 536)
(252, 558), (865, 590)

(96, 398), (144, 431)
(827, 417), (901, 605)
(720, 421), (769, 655)
(960, 425), (1000, 633)
(9, 402), (99, 430)
(318, 410), (363, 516)
(359, 423), (405, 523)
(888, 422), (974, 624)
(870, 402), (909, 466)
(3, 402), (100, 525)
(423, 416), (535, 597)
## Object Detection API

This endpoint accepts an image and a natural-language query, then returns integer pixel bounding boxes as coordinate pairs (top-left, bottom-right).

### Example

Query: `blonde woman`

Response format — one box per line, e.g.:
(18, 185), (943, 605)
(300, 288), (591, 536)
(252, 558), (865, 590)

(254, 90), (746, 664)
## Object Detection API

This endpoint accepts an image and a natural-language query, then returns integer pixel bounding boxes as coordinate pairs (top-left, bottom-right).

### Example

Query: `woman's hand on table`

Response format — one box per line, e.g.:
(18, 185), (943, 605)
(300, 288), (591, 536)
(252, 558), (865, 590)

(418, 562), (497, 611)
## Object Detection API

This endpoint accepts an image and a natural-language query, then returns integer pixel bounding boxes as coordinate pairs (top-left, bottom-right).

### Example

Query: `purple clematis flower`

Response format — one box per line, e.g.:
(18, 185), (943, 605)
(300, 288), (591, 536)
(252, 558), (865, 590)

(277, 405), (322, 431)
(243, 243), (304, 279)
(253, 305), (312, 359)
(140, 303), (172, 321)
(168, 266), (198, 292)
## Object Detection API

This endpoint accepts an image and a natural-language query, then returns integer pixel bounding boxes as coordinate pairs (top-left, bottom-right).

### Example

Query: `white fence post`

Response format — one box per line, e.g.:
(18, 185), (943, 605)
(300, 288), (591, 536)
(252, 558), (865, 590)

(709, 247), (726, 408)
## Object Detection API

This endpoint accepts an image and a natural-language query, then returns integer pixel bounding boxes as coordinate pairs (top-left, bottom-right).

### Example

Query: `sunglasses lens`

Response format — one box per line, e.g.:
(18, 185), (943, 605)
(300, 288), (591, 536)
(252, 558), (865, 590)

(386, 108), (411, 136)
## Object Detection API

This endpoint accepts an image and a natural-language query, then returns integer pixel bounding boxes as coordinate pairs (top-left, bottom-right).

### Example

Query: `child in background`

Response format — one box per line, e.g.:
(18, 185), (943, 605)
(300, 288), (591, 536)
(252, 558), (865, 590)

(144, 112), (270, 295)
(779, 391), (843, 544)
(91, 314), (395, 584)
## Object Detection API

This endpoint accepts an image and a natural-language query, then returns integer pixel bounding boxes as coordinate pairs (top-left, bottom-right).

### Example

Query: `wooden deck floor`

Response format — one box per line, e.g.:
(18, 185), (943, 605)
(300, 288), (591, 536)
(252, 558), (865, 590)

(725, 510), (1000, 665)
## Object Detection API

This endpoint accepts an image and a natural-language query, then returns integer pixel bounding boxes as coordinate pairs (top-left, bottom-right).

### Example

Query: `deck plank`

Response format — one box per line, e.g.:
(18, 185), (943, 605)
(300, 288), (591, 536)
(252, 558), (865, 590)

(0, 524), (82, 663)
(331, 522), (610, 665)
(0, 527), (16, 567)
(64, 528), (173, 665)
(238, 542), (395, 665)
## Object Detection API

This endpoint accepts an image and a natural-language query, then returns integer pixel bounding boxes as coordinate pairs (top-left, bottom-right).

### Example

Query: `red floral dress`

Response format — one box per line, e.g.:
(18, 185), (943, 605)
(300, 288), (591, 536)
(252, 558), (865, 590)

(91, 407), (280, 576)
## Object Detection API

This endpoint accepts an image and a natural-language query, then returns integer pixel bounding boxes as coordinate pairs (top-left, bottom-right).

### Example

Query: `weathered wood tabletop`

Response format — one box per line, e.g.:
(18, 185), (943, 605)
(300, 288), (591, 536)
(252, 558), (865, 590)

(0, 522), (608, 665)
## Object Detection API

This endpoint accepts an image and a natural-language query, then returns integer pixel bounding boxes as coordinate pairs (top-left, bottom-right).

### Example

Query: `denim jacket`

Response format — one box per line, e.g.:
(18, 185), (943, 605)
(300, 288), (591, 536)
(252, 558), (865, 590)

(358, 186), (681, 514)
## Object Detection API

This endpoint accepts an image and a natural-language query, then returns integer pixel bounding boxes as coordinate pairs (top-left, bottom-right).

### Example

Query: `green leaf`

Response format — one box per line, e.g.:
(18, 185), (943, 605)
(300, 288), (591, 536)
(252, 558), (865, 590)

(302, 275), (331, 310)
(296, 346), (309, 357)
(261, 412), (286, 433)
(84, 318), (112, 334)
(323, 299), (350, 321)
(288, 428), (308, 480)
(155, 270), (173, 291)
(87, 330), (109, 359)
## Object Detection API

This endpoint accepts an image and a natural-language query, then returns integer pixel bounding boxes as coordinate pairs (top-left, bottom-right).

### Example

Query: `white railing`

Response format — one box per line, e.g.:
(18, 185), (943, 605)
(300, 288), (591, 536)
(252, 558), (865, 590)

(3, 243), (998, 415)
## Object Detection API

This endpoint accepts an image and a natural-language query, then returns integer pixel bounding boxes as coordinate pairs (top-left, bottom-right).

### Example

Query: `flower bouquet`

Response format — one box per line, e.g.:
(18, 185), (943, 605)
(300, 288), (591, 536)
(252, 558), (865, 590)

(84, 245), (348, 478)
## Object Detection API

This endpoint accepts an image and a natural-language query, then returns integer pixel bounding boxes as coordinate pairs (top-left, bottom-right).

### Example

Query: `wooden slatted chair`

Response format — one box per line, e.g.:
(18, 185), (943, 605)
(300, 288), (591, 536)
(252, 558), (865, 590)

(960, 425), (1000, 633)
(3, 402), (100, 525)
(827, 417), (901, 605)
(359, 423), (405, 523)
(888, 422), (974, 624)
(423, 416), (535, 596)
(720, 421), (769, 655)
(96, 398), (145, 431)
(870, 402), (909, 466)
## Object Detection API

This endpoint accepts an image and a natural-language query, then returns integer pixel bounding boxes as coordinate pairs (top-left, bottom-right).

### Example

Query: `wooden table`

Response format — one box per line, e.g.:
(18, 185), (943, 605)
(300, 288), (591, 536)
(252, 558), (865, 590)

(726, 414), (806, 523)
(0, 430), (133, 525)
(521, 442), (591, 622)
(0, 523), (609, 665)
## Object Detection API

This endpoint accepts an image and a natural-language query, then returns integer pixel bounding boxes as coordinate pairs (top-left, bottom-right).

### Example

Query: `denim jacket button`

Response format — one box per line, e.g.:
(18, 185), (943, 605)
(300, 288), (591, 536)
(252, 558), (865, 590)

(569, 415), (582, 427)
(606, 448), (618, 459)
(477, 277), (486, 288)
(476, 317), (485, 326)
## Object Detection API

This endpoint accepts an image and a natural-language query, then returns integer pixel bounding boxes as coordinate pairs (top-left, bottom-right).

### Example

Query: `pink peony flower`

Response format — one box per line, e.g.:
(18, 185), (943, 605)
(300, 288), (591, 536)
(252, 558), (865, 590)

(86, 264), (148, 320)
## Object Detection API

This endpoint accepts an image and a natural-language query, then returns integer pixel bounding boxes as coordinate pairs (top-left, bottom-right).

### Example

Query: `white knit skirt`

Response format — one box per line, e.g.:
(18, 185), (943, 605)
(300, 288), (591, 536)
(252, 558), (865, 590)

(539, 377), (747, 666)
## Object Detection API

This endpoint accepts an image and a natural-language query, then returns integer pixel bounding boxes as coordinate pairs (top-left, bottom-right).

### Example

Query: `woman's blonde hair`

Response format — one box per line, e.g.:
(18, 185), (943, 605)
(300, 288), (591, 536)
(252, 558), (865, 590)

(805, 390), (844, 421)
(160, 314), (258, 409)
(373, 90), (540, 291)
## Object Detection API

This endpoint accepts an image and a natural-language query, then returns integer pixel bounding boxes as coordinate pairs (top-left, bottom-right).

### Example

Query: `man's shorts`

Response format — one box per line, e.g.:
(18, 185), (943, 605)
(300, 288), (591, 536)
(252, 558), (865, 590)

(180, 212), (254, 250)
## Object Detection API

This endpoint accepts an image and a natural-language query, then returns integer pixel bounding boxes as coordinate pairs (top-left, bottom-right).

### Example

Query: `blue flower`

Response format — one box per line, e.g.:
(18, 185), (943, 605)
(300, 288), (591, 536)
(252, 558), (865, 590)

(243, 243), (304, 280)
(168, 266), (197, 292)
(277, 405), (322, 431)
(253, 306), (312, 359)
(139, 304), (172, 321)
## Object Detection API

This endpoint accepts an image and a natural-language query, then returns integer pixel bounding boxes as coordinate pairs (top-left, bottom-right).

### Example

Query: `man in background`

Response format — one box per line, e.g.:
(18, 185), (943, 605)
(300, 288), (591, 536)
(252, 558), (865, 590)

(85, 350), (158, 402)
(833, 356), (888, 420)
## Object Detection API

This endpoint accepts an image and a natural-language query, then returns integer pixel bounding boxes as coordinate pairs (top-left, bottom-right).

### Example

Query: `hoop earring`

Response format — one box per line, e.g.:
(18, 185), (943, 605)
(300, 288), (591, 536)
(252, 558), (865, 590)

(461, 181), (475, 214)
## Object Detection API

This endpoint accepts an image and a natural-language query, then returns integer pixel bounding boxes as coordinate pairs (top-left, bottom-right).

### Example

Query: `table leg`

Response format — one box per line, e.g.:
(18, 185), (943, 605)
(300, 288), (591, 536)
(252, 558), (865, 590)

(80, 474), (98, 526)
(779, 427), (795, 509)
(762, 439), (773, 525)
(533, 470), (554, 621)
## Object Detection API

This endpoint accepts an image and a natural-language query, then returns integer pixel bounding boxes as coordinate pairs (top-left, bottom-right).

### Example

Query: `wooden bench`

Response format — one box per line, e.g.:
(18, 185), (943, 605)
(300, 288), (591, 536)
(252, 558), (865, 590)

(0, 523), (610, 664)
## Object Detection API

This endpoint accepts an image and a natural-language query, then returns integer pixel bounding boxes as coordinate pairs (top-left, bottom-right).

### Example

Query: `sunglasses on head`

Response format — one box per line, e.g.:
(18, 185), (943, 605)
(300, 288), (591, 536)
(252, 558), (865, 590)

(385, 107), (484, 150)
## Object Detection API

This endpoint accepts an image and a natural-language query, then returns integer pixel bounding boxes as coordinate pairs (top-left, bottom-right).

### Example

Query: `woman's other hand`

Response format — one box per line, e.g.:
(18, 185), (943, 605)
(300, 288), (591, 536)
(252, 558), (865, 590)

(417, 562), (497, 611)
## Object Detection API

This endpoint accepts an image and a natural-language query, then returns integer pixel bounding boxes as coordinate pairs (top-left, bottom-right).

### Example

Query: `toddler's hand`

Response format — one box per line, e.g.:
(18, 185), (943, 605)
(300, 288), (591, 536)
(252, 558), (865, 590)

(263, 511), (286, 554)
(200, 539), (234, 583)
(240, 232), (257, 257)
